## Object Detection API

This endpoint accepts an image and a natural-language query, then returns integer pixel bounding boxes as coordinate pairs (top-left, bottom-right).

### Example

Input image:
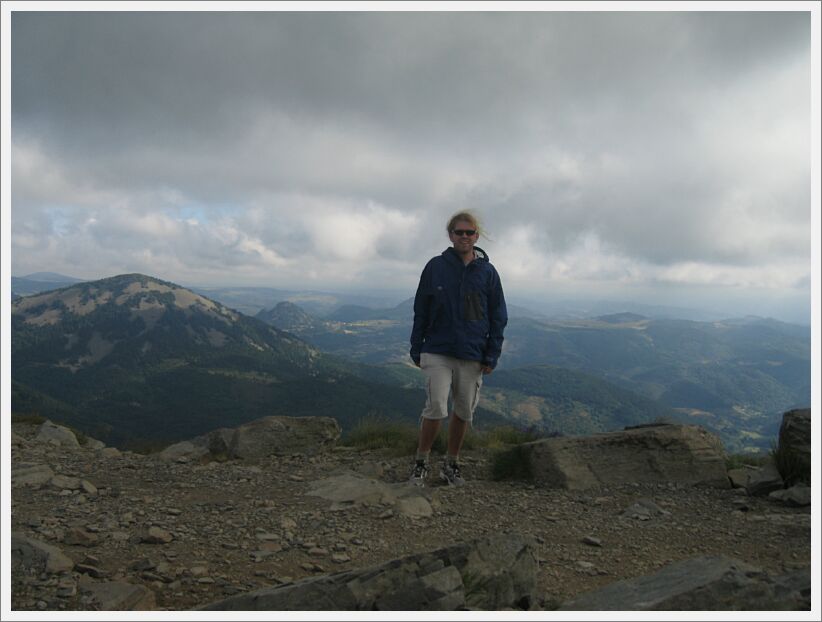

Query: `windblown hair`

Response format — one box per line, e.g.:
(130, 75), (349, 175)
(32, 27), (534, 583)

(446, 211), (486, 238)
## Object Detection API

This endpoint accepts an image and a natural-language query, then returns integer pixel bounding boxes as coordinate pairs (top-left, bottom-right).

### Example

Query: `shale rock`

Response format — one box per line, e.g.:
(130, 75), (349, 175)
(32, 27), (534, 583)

(560, 555), (810, 610)
(201, 533), (538, 611)
(11, 534), (75, 575)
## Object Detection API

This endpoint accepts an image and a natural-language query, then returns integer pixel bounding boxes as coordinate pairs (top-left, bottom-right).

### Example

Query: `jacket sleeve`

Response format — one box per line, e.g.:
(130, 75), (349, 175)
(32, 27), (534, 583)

(409, 261), (433, 365)
(482, 267), (508, 369)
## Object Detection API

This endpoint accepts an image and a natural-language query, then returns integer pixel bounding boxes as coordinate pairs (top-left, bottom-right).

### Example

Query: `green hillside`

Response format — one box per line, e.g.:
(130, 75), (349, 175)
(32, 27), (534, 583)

(256, 303), (810, 452)
(481, 365), (682, 436)
(10, 275), (440, 448)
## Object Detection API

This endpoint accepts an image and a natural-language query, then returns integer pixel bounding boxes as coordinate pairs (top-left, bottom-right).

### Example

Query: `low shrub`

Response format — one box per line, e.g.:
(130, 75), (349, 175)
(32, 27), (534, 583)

(343, 417), (443, 456)
(11, 412), (46, 425)
(725, 452), (770, 471)
(490, 444), (533, 481)
(343, 417), (551, 459)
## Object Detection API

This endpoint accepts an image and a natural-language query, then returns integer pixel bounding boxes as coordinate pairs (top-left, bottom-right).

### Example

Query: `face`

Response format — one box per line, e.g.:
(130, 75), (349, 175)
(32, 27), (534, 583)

(448, 220), (479, 253)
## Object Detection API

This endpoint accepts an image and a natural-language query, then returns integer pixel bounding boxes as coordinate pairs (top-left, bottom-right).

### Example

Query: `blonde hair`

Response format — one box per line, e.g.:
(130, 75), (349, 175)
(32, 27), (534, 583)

(446, 211), (486, 238)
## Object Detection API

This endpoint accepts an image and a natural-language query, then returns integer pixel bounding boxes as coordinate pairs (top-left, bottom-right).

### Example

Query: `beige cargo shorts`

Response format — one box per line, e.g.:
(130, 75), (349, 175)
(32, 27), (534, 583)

(419, 352), (484, 423)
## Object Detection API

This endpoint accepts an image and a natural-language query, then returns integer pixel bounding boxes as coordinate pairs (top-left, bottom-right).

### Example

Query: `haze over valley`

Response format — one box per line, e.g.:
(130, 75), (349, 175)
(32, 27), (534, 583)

(10, 272), (810, 454)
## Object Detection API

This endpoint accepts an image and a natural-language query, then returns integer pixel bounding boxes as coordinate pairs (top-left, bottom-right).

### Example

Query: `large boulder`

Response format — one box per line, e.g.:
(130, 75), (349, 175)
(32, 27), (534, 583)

(522, 424), (729, 490)
(157, 427), (233, 463)
(777, 409), (811, 484)
(35, 420), (80, 448)
(157, 440), (209, 463)
(201, 533), (538, 611)
(560, 556), (810, 610)
(228, 416), (341, 461)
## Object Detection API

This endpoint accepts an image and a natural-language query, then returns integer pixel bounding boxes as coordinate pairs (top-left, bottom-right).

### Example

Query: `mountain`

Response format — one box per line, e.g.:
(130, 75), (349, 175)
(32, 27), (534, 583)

(255, 301), (326, 332)
(11, 274), (469, 448)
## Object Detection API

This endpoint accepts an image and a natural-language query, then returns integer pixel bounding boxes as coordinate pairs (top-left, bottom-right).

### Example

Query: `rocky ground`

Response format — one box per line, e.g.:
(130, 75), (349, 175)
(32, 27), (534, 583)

(10, 421), (812, 611)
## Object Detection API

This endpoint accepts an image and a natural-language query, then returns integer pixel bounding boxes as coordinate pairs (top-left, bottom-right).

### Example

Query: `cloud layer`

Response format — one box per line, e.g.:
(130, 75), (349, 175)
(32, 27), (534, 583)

(10, 10), (812, 320)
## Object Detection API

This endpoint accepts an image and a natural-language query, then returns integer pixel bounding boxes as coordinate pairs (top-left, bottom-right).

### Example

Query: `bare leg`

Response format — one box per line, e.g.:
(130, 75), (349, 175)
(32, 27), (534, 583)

(446, 412), (469, 459)
(417, 417), (442, 455)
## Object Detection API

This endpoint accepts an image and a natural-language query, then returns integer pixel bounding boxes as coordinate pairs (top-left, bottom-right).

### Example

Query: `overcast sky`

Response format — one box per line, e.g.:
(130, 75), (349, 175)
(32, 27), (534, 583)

(9, 9), (814, 322)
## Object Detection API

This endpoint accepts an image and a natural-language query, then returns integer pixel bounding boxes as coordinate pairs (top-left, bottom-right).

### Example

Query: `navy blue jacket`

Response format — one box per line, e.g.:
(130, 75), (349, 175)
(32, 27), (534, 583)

(410, 246), (507, 369)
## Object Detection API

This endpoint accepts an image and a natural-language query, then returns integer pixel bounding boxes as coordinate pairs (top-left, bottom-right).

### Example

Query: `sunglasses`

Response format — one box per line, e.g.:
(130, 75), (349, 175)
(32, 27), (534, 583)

(451, 229), (477, 237)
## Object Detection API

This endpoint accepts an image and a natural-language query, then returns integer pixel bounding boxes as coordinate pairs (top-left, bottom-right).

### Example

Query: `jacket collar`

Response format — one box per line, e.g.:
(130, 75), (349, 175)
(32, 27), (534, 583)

(443, 246), (489, 266)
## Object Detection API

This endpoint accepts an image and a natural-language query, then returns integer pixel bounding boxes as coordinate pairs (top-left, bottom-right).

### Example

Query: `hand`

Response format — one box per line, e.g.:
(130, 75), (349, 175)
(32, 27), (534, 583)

(481, 365), (493, 375)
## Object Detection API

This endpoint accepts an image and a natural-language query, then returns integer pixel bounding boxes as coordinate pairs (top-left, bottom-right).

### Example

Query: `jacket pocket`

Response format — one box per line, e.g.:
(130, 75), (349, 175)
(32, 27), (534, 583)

(464, 291), (485, 321)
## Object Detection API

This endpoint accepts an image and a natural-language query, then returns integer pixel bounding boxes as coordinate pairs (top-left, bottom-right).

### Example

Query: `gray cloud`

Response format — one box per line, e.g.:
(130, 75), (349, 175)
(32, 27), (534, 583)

(10, 10), (812, 321)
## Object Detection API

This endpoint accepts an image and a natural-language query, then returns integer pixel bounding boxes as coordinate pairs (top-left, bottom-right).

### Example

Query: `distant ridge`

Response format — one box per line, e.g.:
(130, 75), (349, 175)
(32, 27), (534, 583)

(19, 272), (86, 283)
(11, 273), (87, 298)
(595, 312), (648, 324)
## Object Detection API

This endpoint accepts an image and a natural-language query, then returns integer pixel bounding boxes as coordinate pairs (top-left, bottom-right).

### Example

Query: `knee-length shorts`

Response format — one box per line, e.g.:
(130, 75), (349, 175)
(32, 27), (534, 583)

(419, 352), (484, 423)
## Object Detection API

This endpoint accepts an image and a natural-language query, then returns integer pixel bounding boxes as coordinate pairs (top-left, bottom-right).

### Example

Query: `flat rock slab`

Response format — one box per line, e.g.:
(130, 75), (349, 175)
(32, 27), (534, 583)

(12, 463), (55, 488)
(523, 424), (729, 490)
(560, 555), (810, 610)
(201, 533), (538, 611)
(306, 472), (434, 517)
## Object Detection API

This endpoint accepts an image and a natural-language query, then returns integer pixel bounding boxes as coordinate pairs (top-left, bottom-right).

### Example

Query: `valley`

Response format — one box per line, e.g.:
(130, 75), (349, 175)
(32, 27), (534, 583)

(10, 273), (811, 454)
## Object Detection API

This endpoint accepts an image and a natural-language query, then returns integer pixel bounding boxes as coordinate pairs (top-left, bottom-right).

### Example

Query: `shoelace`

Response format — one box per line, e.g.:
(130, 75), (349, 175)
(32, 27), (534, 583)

(413, 462), (428, 477)
(448, 462), (461, 477)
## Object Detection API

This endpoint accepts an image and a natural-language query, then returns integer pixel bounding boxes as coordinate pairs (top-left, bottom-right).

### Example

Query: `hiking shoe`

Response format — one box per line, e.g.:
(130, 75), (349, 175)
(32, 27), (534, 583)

(440, 460), (466, 486)
(408, 460), (430, 487)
